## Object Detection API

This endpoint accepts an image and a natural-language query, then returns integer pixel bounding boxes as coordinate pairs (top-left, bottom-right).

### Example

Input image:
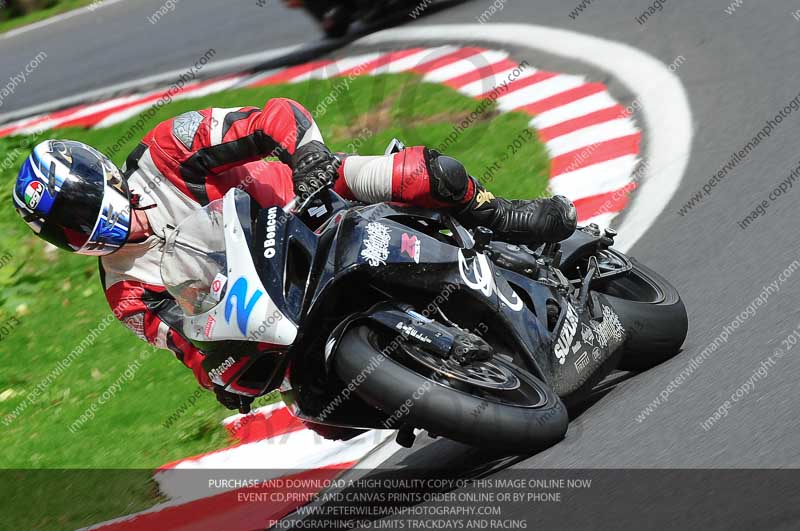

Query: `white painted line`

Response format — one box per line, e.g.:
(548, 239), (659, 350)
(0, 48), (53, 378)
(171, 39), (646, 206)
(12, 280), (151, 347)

(422, 50), (508, 83)
(163, 428), (386, 472)
(300, 52), (383, 81)
(359, 23), (694, 252)
(496, 74), (586, 111)
(371, 45), (457, 74)
(545, 118), (638, 157)
(457, 66), (539, 97)
(235, 67), (285, 87)
(220, 402), (285, 427)
(156, 429), (394, 502)
(12, 93), (148, 134)
(531, 92), (619, 129)
(329, 52), (385, 75)
(1, 0), (126, 39)
(549, 155), (639, 200)
(92, 77), (246, 129)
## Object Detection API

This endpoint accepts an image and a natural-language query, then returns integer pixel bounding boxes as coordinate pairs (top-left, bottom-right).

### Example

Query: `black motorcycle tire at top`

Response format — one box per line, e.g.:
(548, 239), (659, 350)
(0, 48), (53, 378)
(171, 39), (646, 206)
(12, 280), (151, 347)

(334, 326), (569, 454)
(596, 256), (689, 371)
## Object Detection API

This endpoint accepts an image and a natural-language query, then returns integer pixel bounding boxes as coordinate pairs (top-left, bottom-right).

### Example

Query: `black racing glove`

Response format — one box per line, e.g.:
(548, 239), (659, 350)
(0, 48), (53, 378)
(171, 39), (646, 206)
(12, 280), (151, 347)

(291, 140), (341, 201)
(214, 384), (254, 414)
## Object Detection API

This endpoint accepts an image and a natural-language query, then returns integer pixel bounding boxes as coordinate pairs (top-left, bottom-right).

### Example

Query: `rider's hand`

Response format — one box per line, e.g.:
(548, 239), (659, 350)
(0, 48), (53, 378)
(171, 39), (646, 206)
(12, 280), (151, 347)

(291, 141), (340, 201)
(213, 384), (254, 414)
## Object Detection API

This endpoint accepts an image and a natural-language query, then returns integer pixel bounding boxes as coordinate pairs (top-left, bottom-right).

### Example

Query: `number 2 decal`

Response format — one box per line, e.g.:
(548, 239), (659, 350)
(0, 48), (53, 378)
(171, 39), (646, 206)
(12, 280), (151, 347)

(224, 277), (263, 335)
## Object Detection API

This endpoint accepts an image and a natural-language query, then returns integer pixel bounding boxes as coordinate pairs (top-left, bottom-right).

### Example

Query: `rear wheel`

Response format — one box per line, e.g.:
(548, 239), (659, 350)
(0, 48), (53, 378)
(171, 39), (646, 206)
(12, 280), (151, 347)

(334, 325), (568, 454)
(594, 255), (688, 371)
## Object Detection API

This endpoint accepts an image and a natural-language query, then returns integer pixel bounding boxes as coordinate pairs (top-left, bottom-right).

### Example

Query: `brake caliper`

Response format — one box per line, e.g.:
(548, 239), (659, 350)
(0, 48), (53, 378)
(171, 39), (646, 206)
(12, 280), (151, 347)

(450, 332), (493, 364)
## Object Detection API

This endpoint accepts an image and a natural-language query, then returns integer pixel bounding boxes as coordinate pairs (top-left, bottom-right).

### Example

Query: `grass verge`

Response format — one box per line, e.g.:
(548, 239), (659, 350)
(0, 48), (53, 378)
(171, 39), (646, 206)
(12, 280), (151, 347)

(0, 72), (549, 528)
(0, 0), (97, 35)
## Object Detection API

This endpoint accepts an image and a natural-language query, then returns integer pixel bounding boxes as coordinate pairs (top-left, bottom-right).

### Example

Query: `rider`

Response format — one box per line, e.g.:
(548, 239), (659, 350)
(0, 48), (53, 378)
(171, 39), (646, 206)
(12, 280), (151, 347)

(12, 98), (576, 415)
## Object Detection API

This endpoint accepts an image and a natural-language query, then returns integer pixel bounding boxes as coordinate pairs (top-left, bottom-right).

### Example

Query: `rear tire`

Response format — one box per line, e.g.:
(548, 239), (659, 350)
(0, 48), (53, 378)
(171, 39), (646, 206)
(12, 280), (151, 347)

(334, 326), (568, 454)
(595, 257), (688, 371)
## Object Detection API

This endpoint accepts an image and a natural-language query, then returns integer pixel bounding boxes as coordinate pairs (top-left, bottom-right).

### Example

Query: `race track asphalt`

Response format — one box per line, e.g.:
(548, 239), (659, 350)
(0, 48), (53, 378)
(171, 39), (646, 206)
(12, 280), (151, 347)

(0, 0), (316, 116)
(4, 0), (800, 525)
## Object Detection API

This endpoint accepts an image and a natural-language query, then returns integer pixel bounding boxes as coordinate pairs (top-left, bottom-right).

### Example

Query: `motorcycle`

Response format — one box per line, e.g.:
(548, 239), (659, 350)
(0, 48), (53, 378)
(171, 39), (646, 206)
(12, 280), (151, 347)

(281, 0), (427, 38)
(160, 140), (688, 454)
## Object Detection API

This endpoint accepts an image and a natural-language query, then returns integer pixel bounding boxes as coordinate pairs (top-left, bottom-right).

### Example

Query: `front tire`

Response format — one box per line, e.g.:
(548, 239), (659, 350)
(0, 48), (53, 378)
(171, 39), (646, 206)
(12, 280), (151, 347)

(334, 326), (568, 454)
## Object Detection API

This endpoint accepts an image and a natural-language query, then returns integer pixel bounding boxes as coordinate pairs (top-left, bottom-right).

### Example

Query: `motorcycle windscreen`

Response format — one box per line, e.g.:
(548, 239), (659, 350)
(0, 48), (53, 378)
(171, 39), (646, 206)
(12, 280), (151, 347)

(160, 197), (229, 316)
(160, 188), (298, 345)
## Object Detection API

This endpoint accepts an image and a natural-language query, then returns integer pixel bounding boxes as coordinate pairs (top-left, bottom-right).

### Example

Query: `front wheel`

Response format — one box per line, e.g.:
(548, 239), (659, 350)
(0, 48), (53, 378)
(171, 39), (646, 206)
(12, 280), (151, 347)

(334, 325), (568, 454)
(594, 255), (688, 371)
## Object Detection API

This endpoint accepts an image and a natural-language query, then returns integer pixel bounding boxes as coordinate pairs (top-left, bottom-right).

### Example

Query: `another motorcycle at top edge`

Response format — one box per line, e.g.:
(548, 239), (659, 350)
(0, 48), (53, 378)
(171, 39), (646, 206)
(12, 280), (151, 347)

(281, 0), (432, 38)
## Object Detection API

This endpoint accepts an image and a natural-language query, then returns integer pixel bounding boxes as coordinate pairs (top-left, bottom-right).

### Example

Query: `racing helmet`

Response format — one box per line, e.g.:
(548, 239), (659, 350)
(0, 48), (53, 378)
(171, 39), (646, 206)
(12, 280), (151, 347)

(12, 140), (132, 256)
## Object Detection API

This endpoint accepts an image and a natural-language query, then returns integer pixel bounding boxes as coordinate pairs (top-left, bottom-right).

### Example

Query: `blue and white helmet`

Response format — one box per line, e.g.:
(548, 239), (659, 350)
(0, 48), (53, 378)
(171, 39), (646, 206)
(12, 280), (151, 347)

(13, 140), (131, 256)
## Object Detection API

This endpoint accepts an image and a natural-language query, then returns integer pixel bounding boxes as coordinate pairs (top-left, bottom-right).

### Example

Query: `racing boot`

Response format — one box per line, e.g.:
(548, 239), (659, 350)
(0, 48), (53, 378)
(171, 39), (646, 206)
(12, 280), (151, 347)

(456, 180), (577, 244)
(418, 148), (577, 244)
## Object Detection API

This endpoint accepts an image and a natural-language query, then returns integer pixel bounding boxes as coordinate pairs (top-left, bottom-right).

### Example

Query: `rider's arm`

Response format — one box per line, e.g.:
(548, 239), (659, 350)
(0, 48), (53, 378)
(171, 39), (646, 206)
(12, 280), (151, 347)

(103, 279), (213, 390)
(332, 147), (463, 208)
(145, 98), (323, 204)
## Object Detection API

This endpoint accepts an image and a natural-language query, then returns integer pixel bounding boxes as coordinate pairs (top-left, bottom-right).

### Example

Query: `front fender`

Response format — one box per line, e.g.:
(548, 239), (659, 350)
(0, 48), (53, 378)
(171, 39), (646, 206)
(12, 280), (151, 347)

(323, 301), (457, 373)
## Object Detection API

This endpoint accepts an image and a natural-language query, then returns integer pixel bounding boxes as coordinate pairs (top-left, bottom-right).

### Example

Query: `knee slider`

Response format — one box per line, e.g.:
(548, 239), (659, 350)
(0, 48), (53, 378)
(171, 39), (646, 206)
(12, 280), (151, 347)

(424, 148), (470, 203)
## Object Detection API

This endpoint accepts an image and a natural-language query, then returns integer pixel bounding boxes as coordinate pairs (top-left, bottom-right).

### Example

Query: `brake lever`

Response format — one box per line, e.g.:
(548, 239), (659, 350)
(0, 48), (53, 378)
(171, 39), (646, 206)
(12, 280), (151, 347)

(283, 181), (330, 216)
(284, 159), (340, 216)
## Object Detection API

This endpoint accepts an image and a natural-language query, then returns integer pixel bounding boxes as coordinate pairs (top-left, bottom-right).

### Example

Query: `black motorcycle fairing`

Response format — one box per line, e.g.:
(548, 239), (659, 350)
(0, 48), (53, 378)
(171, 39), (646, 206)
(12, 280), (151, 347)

(304, 204), (472, 309)
(285, 203), (556, 385)
(252, 205), (319, 325)
(245, 189), (630, 404)
(491, 267), (627, 397)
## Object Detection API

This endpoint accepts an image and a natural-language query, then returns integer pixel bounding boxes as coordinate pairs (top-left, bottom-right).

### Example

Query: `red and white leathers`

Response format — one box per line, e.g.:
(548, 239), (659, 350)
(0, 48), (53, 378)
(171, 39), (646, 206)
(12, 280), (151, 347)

(101, 98), (476, 390)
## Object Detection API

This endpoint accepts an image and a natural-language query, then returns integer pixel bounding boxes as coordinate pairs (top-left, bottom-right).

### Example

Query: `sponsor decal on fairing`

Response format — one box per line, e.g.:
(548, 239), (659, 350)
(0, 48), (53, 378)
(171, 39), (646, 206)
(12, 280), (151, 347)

(575, 352), (590, 373)
(401, 233), (421, 263)
(224, 277), (264, 335)
(209, 355), (236, 383)
(554, 304), (579, 365)
(591, 305), (626, 347)
(458, 250), (524, 311)
(308, 204), (328, 218)
(581, 323), (595, 345)
(571, 340), (583, 355)
(210, 273), (227, 302)
(204, 315), (217, 339)
(395, 321), (433, 344)
(360, 222), (391, 267)
(263, 207), (278, 259)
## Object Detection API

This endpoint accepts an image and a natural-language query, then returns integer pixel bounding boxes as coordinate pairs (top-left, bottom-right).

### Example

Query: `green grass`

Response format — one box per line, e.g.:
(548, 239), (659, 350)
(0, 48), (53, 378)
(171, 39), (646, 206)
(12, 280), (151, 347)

(0, 73), (549, 529)
(0, 0), (97, 35)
